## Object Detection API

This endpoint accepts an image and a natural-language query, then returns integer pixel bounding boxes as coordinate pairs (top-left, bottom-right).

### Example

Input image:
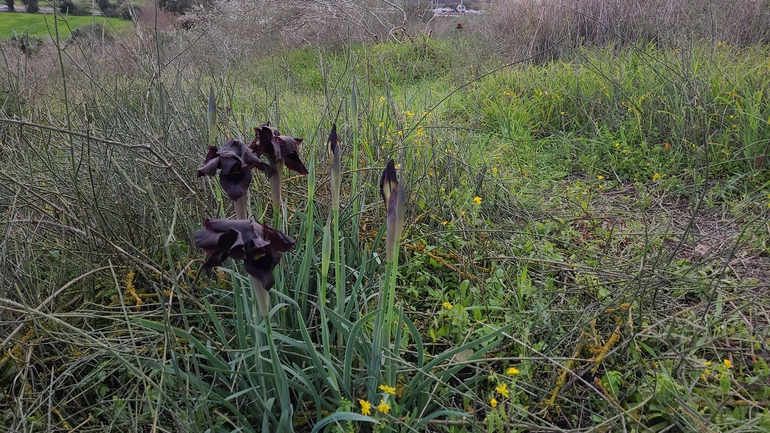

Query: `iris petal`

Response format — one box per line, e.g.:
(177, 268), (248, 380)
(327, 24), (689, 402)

(219, 169), (252, 201)
(197, 157), (220, 177)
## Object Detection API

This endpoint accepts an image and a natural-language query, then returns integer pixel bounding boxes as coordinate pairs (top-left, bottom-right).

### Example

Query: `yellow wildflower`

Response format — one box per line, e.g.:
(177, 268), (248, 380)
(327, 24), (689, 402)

(495, 383), (510, 398)
(379, 121), (385, 127)
(359, 399), (372, 415)
(441, 221), (448, 226)
(597, 175), (604, 180)
(701, 368), (711, 381)
(723, 359), (733, 369)
(416, 127), (424, 136)
(652, 173), (660, 181)
(704, 361), (712, 367)
(443, 301), (453, 310)
(506, 367), (520, 375)
(490, 398), (498, 408)
(491, 167), (498, 174)
(377, 399), (391, 414)
(379, 385), (396, 395)
(473, 196), (482, 205)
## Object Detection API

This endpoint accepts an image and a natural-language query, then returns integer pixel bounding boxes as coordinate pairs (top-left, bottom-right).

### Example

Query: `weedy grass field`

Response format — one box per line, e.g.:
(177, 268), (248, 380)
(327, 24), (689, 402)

(1, 1), (770, 432)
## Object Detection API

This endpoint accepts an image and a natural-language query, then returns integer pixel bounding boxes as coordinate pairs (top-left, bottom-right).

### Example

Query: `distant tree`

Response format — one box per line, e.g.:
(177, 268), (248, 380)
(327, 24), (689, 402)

(116, 2), (133, 20)
(59, 0), (76, 14)
(97, 0), (111, 11)
(21, 0), (39, 14)
(5, 0), (14, 13)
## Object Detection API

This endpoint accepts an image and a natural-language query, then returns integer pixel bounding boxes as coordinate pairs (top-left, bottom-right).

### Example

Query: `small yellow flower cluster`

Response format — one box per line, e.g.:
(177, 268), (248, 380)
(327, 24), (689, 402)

(443, 301), (453, 310)
(473, 196), (482, 205)
(489, 369), (517, 408)
(360, 384), (397, 416)
(701, 368), (711, 382)
(652, 173), (660, 181)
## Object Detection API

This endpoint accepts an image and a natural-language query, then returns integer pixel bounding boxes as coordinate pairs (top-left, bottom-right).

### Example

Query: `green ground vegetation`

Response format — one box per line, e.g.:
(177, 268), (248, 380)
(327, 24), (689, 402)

(0, 12), (131, 39)
(1, 9), (770, 433)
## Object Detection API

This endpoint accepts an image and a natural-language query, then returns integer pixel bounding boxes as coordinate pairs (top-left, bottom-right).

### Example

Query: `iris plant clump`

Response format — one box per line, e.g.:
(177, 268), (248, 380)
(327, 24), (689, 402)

(193, 103), (408, 430)
(193, 115), (312, 432)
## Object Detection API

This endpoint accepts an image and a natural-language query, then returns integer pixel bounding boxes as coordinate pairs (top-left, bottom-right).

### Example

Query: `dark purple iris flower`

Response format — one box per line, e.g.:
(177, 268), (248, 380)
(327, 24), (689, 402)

(380, 159), (405, 263)
(197, 139), (260, 201)
(380, 159), (399, 213)
(194, 219), (295, 290)
(250, 123), (309, 178)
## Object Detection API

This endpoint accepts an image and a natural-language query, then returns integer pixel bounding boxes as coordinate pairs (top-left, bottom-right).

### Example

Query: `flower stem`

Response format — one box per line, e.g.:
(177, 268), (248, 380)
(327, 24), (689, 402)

(270, 162), (285, 231)
(252, 276), (270, 318)
(234, 195), (248, 220)
(333, 206), (343, 353)
(253, 277), (291, 431)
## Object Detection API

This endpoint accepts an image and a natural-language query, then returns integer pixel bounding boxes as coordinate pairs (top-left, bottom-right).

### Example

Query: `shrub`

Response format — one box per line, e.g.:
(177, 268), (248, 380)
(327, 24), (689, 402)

(102, 6), (121, 18)
(10, 30), (43, 55)
(159, 0), (198, 14)
(69, 23), (113, 43)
